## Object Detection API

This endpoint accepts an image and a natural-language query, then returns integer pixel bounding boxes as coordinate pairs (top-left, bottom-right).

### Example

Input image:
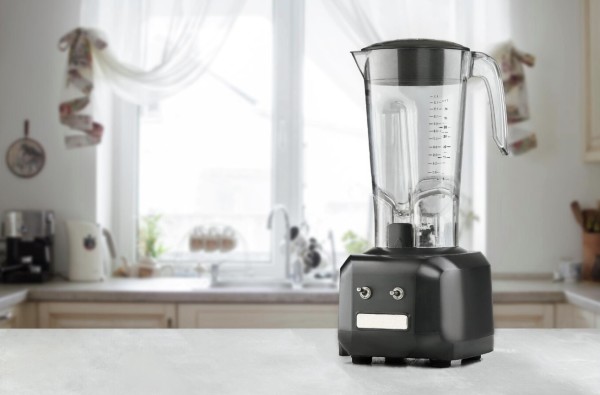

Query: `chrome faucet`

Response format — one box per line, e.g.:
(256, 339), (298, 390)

(267, 205), (291, 280)
(328, 230), (338, 284)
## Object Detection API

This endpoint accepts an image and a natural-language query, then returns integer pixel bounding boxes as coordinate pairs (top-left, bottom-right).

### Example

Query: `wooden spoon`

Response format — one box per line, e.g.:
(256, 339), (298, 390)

(571, 201), (584, 228)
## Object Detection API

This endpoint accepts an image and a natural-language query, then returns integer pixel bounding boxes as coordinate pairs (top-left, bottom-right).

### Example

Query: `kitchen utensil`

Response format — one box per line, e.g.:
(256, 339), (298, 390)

(591, 255), (600, 281)
(584, 209), (600, 233)
(66, 220), (117, 282)
(570, 201), (584, 229)
(583, 232), (600, 280)
(338, 39), (508, 366)
(5, 120), (46, 178)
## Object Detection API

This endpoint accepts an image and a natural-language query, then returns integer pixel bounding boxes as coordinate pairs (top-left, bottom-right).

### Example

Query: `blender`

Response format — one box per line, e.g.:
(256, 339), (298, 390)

(338, 39), (508, 367)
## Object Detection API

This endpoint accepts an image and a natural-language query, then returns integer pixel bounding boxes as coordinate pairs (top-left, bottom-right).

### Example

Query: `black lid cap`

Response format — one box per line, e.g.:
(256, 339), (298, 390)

(355, 39), (470, 85)
(363, 39), (469, 52)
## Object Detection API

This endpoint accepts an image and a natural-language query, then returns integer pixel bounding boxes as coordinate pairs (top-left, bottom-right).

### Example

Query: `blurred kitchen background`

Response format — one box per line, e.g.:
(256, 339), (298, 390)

(1, 0), (600, 329)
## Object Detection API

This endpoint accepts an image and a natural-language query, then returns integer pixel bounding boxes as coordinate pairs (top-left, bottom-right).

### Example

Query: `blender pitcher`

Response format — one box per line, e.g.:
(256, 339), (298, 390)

(352, 39), (508, 248)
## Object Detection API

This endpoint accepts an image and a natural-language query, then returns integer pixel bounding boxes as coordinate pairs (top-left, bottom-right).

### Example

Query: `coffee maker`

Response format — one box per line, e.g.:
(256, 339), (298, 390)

(1, 210), (54, 283)
(338, 40), (508, 367)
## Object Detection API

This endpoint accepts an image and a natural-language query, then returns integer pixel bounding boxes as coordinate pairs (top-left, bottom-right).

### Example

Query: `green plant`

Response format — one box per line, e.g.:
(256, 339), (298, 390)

(342, 230), (370, 254)
(139, 214), (167, 258)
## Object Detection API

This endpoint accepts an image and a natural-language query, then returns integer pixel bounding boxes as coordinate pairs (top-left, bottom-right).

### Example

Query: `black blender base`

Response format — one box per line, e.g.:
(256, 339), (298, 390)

(341, 333), (492, 367)
(347, 355), (481, 367)
(429, 355), (481, 368)
(461, 355), (482, 365)
(338, 248), (495, 367)
(429, 359), (451, 368)
(384, 357), (406, 365)
(351, 356), (372, 365)
(338, 344), (349, 357)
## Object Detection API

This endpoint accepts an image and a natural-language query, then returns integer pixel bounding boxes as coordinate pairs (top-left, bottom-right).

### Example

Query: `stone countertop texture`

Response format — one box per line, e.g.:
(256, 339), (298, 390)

(0, 329), (598, 394)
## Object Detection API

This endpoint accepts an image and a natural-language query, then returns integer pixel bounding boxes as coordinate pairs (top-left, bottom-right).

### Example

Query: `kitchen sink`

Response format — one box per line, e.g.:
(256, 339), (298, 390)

(210, 279), (338, 291)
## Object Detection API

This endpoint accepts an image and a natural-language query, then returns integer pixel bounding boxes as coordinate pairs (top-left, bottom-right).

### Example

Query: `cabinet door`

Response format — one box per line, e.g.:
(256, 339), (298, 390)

(555, 304), (597, 328)
(493, 304), (554, 328)
(178, 304), (338, 328)
(0, 307), (17, 328)
(38, 302), (176, 328)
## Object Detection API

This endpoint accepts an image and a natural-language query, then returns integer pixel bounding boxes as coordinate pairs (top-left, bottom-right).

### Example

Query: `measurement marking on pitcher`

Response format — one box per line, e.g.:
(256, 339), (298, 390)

(428, 94), (451, 175)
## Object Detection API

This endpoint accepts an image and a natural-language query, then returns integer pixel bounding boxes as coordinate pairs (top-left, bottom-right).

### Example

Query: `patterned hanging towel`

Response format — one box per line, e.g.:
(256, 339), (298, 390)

(58, 28), (107, 149)
(493, 42), (537, 155)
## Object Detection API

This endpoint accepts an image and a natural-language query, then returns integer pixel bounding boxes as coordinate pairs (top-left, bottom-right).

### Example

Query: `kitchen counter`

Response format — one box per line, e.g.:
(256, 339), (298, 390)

(0, 329), (598, 394)
(1, 278), (600, 313)
(0, 278), (339, 305)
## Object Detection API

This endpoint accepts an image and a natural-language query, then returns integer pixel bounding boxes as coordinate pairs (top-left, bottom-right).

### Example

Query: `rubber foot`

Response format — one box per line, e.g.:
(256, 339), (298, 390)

(339, 344), (349, 357)
(384, 357), (406, 366)
(430, 359), (451, 368)
(351, 356), (372, 365)
(461, 355), (481, 365)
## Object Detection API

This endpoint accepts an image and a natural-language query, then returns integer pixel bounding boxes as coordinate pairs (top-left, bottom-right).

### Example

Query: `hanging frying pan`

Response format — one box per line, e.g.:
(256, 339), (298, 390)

(6, 120), (46, 178)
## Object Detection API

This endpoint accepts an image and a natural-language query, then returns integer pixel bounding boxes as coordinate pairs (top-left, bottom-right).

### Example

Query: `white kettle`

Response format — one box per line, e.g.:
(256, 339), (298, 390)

(66, 221), (117, 282)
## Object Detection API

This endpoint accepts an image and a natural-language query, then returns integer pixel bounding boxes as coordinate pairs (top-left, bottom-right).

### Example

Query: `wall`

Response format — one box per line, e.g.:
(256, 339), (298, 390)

(0, 0), (595, 277)
(486, 0), (600, 273)
(0, 0), (92, 275)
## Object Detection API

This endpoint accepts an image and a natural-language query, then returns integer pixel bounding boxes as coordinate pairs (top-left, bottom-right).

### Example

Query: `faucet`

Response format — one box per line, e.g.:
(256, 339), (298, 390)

(328, 230), (338, 284)
(267, 205), (291, 281)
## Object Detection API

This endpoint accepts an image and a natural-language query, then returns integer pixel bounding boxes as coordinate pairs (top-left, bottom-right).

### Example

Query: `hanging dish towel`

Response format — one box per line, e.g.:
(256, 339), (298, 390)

(493, 42), (537, 155)
(58, 28), (106, 149)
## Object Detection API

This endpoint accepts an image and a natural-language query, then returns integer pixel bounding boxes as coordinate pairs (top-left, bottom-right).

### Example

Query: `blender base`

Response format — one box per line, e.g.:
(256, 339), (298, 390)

(338, 247), (494, 366)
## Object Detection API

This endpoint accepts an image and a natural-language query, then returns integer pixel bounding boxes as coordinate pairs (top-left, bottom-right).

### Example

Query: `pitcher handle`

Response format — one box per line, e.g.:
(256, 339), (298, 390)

(470, 52), (509, 156)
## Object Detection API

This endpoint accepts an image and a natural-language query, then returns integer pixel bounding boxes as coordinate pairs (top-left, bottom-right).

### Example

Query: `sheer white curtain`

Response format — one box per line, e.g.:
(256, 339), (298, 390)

(305, 0), (462, 102)
(77, 0), (243, 262)
(303, 0), (481, 249)
(80, 0), (246, 104)
(322, 0), (461, 46)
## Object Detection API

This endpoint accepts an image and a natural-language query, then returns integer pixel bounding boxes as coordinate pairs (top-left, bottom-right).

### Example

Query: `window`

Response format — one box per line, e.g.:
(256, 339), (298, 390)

(138, 0), (273, 267)
(134, 0), (478, 275)
(302, 2), (373, 254)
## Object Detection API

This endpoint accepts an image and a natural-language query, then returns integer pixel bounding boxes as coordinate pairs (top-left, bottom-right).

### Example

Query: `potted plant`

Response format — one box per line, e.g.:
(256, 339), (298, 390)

(137, 214), (167, 277)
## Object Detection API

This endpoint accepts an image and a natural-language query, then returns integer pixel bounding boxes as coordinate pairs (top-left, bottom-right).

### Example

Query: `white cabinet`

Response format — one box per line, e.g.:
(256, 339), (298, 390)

(493, 304), (555, 328)
(38, 302), (176, 328)
(0, 303), (37, 328)
(178, 304), (338, 328)
(555, 303), (598, 328)
(13, 302), (38, 328)
(13, 300), (600, 329)
(0, 307), (17, 328)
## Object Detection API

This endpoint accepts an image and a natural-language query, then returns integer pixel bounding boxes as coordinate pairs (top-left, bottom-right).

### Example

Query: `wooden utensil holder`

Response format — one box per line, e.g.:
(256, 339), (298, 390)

(582, 232), (600, 280)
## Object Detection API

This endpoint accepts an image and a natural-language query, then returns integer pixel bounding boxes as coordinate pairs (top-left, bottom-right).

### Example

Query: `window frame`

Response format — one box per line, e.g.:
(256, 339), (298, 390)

(108, 0), (482, 273)
(110, 0), (306, 277)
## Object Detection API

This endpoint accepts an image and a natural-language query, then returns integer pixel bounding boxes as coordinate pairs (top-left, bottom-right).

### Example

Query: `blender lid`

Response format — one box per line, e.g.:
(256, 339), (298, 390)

(353, 38), (469, 85)
(362, 39), (469, 52)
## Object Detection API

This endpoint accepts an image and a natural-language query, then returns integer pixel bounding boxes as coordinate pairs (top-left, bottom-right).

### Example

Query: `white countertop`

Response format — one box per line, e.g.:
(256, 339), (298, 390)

(1, 278), (600, 314)
(564, 283), (600, 313)
(0, 329), (598, 394)
(0, 278), (339, 305)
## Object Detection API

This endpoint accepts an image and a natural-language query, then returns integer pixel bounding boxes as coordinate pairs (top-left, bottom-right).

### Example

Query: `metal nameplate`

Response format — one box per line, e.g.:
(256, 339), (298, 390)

(356, 313), (408, 330)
